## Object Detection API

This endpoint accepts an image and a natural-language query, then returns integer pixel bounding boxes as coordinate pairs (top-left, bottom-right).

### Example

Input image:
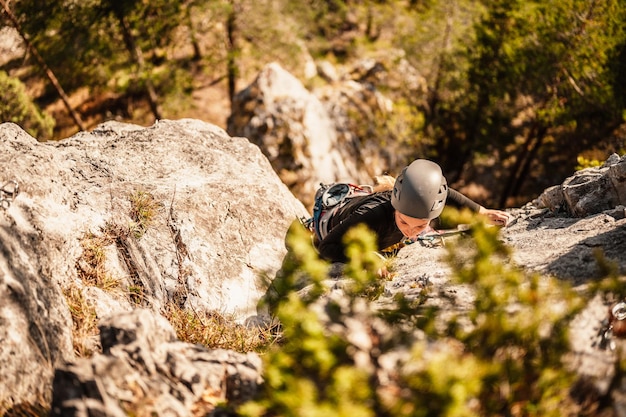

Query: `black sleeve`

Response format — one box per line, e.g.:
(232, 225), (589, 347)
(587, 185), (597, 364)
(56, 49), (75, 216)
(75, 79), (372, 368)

(317, 223), (350, 263)
(447, 188), (482, 212)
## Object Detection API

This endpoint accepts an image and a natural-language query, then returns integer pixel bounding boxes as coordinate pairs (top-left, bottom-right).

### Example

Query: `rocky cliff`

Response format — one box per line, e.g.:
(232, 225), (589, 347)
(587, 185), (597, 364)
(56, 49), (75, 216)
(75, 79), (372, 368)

(0, 119), (306, 413)
(1, 120), (626, 415)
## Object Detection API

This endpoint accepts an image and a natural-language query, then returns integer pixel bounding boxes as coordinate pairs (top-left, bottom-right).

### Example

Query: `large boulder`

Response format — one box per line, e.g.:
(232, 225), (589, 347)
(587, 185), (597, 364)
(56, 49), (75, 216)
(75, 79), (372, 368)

(535, 153), (626, 217)
(0, 119), (307, 410)
(227, 62), (361, 207)
(0, 200), (74, 409)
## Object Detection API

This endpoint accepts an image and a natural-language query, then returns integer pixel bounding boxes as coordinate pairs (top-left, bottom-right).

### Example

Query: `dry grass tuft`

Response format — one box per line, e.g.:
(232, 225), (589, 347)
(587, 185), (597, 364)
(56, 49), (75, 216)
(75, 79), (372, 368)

(163, 303), (281, 353)
(128, 190), (160, 238)
(127, 284), (145, 305)
(76, 231), (120, 290)
(1, 399), (49, 417)
(63, 286), (99, 357)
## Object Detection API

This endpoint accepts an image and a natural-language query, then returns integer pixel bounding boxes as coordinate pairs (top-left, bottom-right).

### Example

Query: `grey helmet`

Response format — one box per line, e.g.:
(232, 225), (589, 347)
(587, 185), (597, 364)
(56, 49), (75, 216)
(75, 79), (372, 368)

(391, 159), (448, 219)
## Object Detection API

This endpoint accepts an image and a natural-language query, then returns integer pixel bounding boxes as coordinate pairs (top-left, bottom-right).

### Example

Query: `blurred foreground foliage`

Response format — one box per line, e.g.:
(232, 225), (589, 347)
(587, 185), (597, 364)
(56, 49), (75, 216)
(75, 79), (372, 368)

(239, 211), (614, 417)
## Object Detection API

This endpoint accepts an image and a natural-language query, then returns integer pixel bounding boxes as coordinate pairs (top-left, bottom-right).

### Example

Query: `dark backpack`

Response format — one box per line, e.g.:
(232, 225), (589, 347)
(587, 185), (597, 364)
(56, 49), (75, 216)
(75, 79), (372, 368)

(303, 183), (373, 241)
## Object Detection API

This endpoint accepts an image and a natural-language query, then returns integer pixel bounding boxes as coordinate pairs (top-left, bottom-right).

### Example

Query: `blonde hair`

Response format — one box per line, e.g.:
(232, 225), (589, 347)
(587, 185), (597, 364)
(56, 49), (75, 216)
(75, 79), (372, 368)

(372, 174), (396, 192)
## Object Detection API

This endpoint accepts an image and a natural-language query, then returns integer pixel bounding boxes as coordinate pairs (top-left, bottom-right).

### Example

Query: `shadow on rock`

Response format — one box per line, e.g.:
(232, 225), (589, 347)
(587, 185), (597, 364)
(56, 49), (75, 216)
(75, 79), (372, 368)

(546, 222), (626, 286)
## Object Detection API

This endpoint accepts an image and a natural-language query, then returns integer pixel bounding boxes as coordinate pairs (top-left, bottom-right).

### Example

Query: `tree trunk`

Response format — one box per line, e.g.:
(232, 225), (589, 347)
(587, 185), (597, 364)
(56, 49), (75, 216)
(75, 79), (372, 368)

(499, 127), (535, 207)
(111, 5), (163, 121)
(226, 0), (239, 109)
(185, 1), (202, 61)
(511, 128), (546, 199)
(499, 125), (546, 207)
(450, 89), (490, 184)
(0, 0), (86, 132)
(365, 5), (380, 41)
(426, 4), (453, 125)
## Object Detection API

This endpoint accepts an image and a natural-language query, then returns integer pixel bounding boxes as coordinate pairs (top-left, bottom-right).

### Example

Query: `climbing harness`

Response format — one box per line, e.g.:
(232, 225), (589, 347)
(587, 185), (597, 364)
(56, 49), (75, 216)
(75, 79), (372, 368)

(0, 180), (19, 209)
(597, 301), (626, 351)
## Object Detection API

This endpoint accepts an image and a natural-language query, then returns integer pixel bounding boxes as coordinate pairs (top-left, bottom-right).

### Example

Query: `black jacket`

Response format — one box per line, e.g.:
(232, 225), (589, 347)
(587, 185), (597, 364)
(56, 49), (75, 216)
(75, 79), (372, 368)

(315, 189), (481, 263)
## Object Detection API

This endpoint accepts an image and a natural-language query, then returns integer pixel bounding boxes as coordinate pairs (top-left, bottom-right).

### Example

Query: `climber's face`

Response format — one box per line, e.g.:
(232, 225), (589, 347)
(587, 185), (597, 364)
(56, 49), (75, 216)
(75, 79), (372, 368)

(395, 211), (430, 239)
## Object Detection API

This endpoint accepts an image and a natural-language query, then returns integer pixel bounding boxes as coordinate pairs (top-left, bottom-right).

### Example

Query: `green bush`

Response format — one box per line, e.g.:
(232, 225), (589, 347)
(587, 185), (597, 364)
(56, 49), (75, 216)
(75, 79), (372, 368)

(0, 70), (54, 140)
(575, 155), (603, 171)
(244, 223), (384, 417)
(438, 212), (584, 416)
(242, 212), (587, 417)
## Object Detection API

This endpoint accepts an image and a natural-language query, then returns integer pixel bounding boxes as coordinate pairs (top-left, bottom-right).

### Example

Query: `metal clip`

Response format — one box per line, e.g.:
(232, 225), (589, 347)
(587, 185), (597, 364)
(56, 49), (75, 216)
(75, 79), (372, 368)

(596, 301), (626, 351)
(612, 302), (626, 321)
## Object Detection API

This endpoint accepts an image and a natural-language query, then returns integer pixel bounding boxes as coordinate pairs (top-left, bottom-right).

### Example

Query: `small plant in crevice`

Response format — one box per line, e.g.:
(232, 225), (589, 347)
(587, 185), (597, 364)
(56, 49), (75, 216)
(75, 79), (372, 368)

(76, 231), (120, 291)
(128, 189), (160, 238)
(127, 284), (145, 305)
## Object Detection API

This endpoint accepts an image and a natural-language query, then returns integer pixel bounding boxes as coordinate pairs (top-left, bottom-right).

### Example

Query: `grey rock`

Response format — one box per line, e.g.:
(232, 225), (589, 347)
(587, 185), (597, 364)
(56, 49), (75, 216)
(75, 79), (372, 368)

(609, 157), (626, 206)
(602, 152), (623, 167)
(563, 169), (620, 216)
(0, 119), (306, 410)
(50, 309), (262, 417)
(0, 174), (74, 408)
(227, 62), (362, 207)
(1, 118), (306, 319)
(534, 184), (565, 212)
(536, 154), (626, 217)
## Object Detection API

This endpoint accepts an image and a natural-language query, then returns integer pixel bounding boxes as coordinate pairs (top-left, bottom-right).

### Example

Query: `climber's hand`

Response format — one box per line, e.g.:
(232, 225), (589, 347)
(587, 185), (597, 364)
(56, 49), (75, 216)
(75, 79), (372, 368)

(479, 207), (512, 227)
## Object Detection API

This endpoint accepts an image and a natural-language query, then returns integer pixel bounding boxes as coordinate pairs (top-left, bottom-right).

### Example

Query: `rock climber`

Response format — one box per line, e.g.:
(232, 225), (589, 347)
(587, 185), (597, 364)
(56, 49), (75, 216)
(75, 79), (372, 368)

(314, 159), (511, 264)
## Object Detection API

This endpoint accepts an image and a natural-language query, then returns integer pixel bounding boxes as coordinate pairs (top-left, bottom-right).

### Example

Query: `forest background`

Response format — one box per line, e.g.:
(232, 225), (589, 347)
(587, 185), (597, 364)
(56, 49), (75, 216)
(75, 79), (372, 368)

(2, 0), (626, 209)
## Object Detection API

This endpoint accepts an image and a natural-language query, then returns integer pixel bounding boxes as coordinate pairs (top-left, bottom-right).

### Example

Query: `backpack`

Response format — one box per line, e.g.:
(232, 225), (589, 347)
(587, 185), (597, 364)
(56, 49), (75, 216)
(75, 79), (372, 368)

(303, 183), (373, 241)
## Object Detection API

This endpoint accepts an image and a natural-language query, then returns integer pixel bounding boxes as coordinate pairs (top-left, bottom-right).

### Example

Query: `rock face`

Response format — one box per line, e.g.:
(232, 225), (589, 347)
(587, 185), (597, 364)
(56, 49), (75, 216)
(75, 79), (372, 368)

(51, 309), (262, 417)
(0, 199), (74, 410)
(1, 119), (307, 318)
(376, 157), (626, 412)
(0, 119), (307, 410)
(227, 62), (360, 207)
(3, 118), (626, 415)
